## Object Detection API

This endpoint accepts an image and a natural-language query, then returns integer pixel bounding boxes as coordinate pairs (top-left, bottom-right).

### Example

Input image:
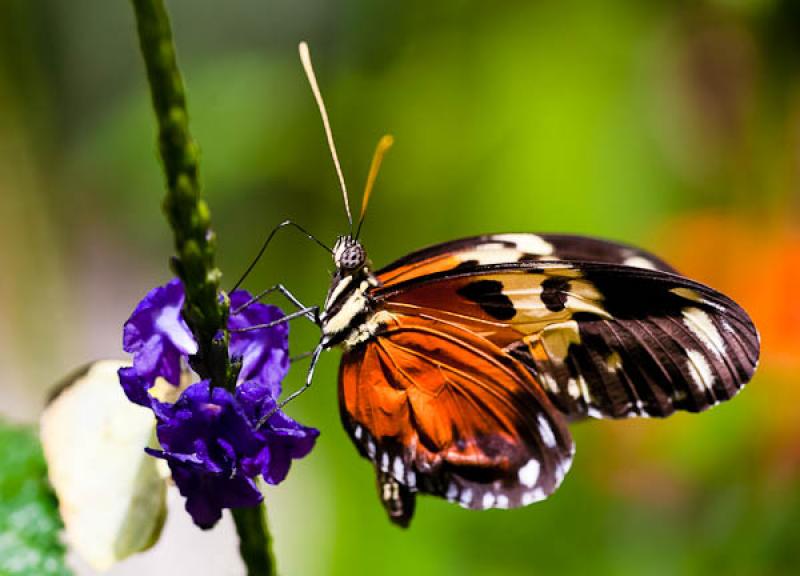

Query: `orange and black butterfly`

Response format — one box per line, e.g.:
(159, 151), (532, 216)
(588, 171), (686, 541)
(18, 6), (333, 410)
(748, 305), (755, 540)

(263, 44), (759, 527)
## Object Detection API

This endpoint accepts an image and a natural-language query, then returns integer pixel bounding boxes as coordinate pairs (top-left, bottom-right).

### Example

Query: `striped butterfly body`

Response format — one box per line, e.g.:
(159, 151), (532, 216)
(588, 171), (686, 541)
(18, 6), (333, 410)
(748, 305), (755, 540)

(319, 233), (759, 526)
(290, 42), (759, 527)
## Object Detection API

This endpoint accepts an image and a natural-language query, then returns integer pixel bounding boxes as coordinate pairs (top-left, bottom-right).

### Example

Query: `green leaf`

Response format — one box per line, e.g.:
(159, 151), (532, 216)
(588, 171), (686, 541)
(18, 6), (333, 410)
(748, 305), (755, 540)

(0, 421), (71, 576)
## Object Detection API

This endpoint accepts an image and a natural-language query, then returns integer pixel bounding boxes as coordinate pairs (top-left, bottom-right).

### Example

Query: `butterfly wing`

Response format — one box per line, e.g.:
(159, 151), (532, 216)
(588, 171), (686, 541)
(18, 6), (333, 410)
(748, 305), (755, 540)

(378, 233), (677, 288)
(338, 313), (573, 526)
(374, 262), (759, 420)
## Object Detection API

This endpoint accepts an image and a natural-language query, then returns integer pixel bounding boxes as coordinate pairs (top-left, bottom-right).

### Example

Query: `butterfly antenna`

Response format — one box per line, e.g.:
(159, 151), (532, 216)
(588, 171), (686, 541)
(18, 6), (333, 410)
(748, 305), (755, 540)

(299, 41), (353, 231)
(356, 134), (394, 239)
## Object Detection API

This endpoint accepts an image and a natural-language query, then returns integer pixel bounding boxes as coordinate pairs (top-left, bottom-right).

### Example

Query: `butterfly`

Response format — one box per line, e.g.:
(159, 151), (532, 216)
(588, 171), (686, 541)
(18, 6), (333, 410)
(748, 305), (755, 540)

(261, 43), (760, 527)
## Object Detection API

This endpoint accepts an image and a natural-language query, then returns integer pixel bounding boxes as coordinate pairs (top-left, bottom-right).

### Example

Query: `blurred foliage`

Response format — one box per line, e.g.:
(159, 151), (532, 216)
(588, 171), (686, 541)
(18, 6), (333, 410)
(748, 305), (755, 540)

(1, 0), (799, 574)
(0, 421), (70, 576)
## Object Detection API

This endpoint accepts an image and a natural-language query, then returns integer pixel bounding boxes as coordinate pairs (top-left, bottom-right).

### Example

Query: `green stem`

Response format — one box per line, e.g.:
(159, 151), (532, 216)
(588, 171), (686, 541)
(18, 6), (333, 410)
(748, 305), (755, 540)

(130, 0), (233, 390)
(232, 507), (277, 576)
(130, 1), (276, 574)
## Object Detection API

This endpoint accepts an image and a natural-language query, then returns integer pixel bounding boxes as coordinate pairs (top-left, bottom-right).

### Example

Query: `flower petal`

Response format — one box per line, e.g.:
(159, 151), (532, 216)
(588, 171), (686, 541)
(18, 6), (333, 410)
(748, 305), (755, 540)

(167, 458), (263, 530)
(228, 291), (289, 393)
(122, 280), (197, 386)
(118, 366), (152, 407)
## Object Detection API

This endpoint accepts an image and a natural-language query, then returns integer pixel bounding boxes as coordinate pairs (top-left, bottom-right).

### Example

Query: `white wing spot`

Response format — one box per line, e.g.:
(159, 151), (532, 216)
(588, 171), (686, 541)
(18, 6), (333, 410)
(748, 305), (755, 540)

(459, 488), (473, 507)
(446, 483), (459, 502)
(682, 307), (725, 358)
(567, 378), (580, 399)
(518, 459), (541, 488)
(686, 349), (715, 392)
(541, 372), (560, 394)
(393, 456), (404, 480)
(367, 439), (376, 458)
(457, 248), (524, 266)
(537, 414), (557, 448)
(353, 425), (362, 440)
(492, 233), (554, 256)
(521, 488), (546, 506)
(496, 495), (509, 509)
(406, 468), (416, 489)
(482, 492), (496, 509)
(587, 406), (604, 419)
(555, 458), (572, 485)
(623, 255), (658, 270)
(577, 374), (591, 404)
(380, 452), (389, 472)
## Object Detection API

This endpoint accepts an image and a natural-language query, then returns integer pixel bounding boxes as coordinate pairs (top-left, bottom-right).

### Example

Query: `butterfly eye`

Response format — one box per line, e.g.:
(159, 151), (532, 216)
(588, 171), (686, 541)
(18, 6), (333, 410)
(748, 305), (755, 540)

(339, 244), (366, 271)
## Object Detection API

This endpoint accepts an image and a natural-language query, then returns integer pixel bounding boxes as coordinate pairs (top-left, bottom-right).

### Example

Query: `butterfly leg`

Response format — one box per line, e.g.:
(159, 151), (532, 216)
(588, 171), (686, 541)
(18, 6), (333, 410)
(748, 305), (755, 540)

(256, 343), (324, 428)
(290, 349), (317, 363)
(230, 306), (319, 334)
(279, 343), (324, 408)
(232, 283), (320, 325)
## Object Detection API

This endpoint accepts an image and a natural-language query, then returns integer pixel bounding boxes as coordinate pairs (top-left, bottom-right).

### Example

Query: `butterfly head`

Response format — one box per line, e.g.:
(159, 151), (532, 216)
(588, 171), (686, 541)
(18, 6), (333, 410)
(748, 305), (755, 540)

(333, 235), (367, 273)
(321, 235), (380, 349)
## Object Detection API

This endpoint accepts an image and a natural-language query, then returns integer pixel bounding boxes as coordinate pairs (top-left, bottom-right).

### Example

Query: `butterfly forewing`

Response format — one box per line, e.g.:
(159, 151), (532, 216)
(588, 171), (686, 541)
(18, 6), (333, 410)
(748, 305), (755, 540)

(378, 233), (677, 288)
(374, 261), (759, 420)
(338, 314), (574, 523)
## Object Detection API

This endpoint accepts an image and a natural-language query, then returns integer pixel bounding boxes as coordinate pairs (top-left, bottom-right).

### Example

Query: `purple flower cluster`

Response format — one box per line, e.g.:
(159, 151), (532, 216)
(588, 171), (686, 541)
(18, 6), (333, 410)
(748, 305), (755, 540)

(119, 279), (318, 529)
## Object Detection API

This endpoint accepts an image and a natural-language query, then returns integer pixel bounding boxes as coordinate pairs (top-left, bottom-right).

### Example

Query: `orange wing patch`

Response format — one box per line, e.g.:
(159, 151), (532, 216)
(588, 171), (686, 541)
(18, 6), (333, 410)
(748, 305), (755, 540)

(338, 314), (573, 519)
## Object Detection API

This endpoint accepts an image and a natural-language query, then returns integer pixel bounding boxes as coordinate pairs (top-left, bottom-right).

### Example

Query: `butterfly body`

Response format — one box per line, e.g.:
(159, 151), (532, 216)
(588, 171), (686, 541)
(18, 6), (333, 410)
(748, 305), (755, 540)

(319, 236), (383, 349)
(318, 232), (759, 527)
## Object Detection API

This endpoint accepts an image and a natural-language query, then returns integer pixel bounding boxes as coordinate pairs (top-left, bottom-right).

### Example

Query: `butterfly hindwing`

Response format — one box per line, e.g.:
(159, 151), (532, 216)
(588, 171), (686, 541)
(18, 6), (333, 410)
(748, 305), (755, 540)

(338, 314), (573, 525)
(374, 261), (759, 420)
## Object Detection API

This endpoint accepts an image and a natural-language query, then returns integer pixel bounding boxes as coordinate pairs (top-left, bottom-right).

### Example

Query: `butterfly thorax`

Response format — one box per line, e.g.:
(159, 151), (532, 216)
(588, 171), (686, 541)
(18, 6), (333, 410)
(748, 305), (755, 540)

(320, 236), (387, 350)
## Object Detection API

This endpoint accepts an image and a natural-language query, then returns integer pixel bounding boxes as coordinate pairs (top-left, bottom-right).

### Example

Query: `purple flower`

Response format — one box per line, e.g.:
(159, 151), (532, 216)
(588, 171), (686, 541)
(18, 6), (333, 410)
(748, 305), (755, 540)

(229, 291), (289, 398)
(147, 381), (318, 528)
(119, 279), (318, 528)
(235, 381), (318, 484)
(161, 454), (263, 529)
(121, 280), (196, 402)
(121, 280), (291, 408)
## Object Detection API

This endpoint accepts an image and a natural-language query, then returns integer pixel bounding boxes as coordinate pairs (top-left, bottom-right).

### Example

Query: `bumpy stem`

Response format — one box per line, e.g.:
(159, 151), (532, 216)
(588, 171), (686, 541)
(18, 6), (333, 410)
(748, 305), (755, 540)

(130, 0), (233, 391)
(130, 1), (276, 574)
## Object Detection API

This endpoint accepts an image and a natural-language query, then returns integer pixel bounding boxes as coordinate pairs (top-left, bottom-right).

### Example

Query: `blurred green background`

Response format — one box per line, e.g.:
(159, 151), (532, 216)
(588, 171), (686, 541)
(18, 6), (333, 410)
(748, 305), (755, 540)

(1, 0), (799, 574)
